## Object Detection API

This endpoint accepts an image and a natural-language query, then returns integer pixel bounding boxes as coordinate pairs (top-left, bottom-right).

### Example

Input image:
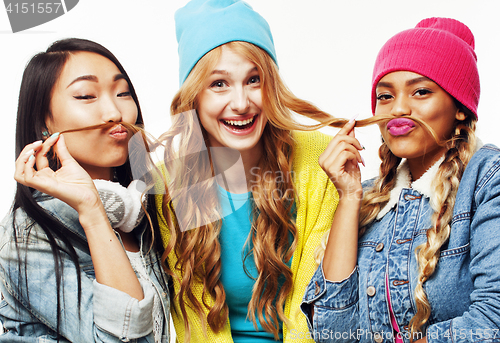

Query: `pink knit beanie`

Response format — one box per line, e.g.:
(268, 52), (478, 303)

(371, 17), (480, 118)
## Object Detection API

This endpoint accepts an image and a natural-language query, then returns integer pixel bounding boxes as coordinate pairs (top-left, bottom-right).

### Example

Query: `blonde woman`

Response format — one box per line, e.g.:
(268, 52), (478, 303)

(154, 0), (349, 342)
(301, 18), (500, 343)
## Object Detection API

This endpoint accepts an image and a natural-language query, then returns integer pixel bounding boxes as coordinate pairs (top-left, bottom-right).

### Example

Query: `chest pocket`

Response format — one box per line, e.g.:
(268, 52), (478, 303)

(423, 242), (472, 324)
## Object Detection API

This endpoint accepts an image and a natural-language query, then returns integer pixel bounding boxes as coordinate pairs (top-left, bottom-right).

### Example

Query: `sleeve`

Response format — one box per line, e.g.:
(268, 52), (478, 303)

(425, 157), (500, 343)
(300, 261), (360, 343)
(154, 192), (234, 343)
(0, 225), (155, 343)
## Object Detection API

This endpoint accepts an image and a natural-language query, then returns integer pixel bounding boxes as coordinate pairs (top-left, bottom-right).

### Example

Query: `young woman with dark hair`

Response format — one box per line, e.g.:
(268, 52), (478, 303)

(0, 38), (170, 342)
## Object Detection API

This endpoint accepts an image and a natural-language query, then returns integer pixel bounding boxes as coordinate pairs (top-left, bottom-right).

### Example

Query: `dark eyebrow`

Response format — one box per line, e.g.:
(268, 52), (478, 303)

(406, 76), (432, 86)
(376, 81), (393, 89)
(67, 75), (97, 88)
(67, 74), (126, 88)
(114, 74), (126, 82)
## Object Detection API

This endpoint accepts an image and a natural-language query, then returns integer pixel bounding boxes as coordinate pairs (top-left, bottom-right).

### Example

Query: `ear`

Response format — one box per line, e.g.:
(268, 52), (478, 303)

(44, 113), (55, 136)
(455, 107), (466, 121)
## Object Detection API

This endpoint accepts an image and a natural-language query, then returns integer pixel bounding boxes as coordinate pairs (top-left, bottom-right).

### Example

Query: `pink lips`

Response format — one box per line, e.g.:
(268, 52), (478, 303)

(386, 118), (416, 136)
(109, 124), (128, 139)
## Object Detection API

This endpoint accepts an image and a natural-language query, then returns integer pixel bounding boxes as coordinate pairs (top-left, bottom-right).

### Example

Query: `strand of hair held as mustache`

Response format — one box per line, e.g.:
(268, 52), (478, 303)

(53, 113), (447, 150)
(54, 122), (163, 152)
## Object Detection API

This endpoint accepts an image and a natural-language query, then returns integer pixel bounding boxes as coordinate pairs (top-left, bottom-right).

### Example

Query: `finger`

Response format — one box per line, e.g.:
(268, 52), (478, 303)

(14, 141), (43, 182)
(52, 135), (75, 164)
(338, 119), (356, 136)
(322, 133), (363, 159)
(325, 147), (361, 171)
(23, 150), (38, 182)
(17, 140), (43, 158)
(320, 137), (364, 167)
(36, 132), (60, 170)
(323, 150), (360, 181)
(321, 141), (364, 170)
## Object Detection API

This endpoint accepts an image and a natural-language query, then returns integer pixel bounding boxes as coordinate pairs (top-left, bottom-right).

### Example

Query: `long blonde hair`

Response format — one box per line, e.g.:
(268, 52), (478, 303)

(160, 41), (354, 341)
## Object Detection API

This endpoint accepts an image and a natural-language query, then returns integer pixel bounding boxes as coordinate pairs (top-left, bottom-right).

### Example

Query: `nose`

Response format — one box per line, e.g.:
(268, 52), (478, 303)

(390, 94), (411, 117)
(230, 87), (250, 114)
(102, 96), (123, 123)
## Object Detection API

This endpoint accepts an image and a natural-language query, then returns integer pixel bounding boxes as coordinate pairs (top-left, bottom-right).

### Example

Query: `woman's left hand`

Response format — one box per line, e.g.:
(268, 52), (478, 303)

(14, 133), (101, 214)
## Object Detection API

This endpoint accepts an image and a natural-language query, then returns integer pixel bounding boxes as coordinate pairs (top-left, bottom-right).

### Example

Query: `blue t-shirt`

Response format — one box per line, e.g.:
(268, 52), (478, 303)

(218, 186), (293, 342)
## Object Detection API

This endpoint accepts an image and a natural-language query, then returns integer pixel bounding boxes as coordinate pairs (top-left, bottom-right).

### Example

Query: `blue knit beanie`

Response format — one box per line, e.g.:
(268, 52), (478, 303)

(175, 0), (277, 85)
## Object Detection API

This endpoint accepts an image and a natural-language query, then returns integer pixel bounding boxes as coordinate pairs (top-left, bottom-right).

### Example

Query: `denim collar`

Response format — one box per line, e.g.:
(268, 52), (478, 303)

(377, 138), (484, 220)
(377, 157), (442, 220)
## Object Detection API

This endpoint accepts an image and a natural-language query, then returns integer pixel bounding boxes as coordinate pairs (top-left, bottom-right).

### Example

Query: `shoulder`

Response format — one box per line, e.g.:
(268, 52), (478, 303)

(460, 143), (500, 200)
(292, 130), (333, 151)
(291, 131), (333, 166)
(464, 144), (500, 182)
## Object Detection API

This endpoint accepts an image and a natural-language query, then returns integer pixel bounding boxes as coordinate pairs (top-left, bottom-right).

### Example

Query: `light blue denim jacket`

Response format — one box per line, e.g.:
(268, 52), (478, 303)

(0, 192), (170, 342)
(301, 144), (500, 343)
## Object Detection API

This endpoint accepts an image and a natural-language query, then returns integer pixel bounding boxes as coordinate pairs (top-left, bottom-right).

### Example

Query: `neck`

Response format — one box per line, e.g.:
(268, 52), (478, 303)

(82, 164), (114, 181)
(407, 147), (447, 181)
(212, 143), (263, 194)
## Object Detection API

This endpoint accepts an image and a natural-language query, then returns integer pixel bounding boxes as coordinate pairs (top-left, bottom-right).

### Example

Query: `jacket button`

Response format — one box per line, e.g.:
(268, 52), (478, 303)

(366, 286), (376, 297)
(314, 281), (321, 296)
(374, 332), (383, 343)
(375, 242), (384, 252)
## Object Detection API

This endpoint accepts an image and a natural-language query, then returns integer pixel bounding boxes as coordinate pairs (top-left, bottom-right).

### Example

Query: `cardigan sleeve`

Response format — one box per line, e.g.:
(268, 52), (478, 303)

(284, 131), (339, 343)
(155, 192), (234, 343)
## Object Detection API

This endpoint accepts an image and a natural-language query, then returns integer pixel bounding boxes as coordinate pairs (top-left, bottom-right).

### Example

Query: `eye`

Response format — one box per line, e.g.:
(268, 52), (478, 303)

(118, 91), (131, 97)
(376, 93), (392, 101)
(73, 95), (95, 100)
(210, 80), (227, 88)
(248, 75), (260, 85)
(414, 88), (432, 96)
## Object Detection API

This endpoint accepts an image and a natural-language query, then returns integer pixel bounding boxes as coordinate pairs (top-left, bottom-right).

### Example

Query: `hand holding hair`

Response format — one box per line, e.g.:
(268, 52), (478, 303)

(14, 133), (102, 216)
(319, 119), (364, 201)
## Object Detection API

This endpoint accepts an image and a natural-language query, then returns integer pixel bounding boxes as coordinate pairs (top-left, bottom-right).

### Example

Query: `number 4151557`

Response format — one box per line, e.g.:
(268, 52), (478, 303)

(5, 2), (62, 14)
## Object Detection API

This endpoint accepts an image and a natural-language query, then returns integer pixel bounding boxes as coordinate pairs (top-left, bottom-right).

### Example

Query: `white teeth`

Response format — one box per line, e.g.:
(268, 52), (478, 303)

(224, 117), (255, 126)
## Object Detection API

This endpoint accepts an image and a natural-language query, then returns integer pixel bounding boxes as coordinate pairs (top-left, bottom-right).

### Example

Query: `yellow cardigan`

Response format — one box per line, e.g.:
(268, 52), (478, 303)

(156, 131), (339, 342)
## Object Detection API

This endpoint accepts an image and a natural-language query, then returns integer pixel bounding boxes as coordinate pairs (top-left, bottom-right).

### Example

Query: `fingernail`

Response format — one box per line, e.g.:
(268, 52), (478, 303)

(33, 140), (43, 145)
(24, 149), (34, 156)
(356, 139), (366, 150)
(50, 132), (60, 138)
(348, 113), (360, 123)
(360, 155), (366, 167)
(28, 155), (34, 162)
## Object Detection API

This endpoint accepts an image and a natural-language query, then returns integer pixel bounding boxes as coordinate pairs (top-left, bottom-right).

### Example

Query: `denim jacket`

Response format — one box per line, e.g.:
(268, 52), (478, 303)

(0, 192), (170, 342)
(301, 144), (500, 343)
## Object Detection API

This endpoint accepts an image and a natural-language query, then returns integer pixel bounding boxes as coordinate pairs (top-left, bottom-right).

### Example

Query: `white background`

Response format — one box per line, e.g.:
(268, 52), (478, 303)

(1, 1), (499, 222)
(0, 1), (499, 340)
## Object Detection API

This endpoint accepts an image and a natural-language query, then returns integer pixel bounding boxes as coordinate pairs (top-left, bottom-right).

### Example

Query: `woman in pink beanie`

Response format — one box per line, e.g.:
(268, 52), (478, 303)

(301, 17), (500, 342)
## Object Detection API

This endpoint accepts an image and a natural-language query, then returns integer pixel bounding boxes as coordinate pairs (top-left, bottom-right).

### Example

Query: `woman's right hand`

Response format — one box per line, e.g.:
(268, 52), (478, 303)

(319, 119), (364, 202)
(14, 134), (102, 216)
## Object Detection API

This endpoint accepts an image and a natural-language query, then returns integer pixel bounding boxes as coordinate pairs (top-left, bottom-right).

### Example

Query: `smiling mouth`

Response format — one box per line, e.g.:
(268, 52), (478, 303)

(221, 115), (257, 131)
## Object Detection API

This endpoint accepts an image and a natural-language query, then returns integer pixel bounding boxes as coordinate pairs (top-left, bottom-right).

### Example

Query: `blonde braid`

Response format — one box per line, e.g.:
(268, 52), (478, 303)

(358, 142), (402, 232)
(410, 117), (476, 339)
